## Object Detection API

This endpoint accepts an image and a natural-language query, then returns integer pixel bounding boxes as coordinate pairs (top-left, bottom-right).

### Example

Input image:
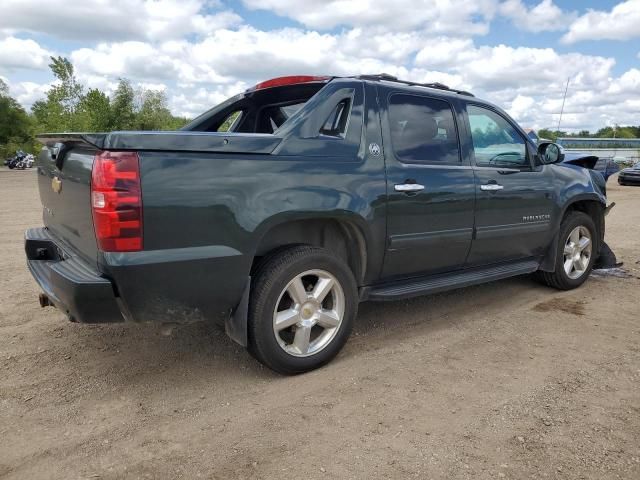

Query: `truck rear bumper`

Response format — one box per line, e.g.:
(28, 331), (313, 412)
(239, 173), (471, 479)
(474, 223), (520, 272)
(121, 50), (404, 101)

(25, 227), (125, 323)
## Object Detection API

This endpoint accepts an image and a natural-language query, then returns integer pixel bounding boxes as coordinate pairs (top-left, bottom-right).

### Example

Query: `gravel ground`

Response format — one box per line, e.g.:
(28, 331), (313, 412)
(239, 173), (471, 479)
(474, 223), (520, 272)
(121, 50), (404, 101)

(1, 168), (639, 480)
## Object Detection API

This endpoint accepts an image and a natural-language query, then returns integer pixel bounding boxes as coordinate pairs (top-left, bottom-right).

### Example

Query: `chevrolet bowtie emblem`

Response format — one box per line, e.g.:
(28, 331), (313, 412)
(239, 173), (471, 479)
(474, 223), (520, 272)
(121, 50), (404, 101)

(51, 176), (62, 194)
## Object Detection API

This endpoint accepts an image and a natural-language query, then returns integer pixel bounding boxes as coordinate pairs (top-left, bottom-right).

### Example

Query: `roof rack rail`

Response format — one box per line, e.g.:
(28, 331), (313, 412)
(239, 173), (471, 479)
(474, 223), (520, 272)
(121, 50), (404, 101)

(357, 73), (474, 97)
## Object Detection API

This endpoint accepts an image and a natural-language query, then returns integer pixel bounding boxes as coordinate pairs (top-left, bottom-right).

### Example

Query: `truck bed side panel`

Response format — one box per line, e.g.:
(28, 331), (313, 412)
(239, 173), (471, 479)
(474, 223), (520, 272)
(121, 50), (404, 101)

(99, 149), (387, 324)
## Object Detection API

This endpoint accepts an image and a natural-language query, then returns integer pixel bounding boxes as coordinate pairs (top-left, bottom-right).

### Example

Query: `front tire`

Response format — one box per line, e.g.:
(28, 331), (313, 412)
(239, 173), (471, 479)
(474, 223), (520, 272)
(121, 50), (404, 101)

(248, 246), (358, 374)
(537, 211), (597, 290)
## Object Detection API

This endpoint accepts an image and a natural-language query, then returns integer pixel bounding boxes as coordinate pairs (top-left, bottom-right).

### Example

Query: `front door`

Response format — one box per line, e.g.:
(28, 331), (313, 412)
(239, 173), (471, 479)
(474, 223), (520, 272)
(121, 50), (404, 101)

(463, 103), (556, 266)
(380, 91), (475, 280)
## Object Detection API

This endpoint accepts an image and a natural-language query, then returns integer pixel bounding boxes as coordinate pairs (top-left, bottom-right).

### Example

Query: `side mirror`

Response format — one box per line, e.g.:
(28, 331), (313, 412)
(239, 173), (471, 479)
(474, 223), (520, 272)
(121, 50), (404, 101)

(537, 142), (564, 164)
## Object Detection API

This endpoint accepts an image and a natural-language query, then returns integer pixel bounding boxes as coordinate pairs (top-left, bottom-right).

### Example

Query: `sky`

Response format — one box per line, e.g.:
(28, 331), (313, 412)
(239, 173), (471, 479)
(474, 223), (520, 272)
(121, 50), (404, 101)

(0, 0), (639, 131)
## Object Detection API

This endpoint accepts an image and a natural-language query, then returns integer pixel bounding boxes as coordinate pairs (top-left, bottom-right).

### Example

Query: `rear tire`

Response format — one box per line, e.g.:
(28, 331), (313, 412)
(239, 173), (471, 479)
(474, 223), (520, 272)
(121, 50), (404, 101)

(248, 246), (358, 374)
(537, 211), (597, 290)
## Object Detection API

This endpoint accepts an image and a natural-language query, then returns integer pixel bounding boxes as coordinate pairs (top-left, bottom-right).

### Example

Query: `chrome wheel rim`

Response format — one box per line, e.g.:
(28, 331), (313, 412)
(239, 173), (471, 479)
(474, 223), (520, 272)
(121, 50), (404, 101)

(563, 226), (592, 280)
(272, 269), (345, 357)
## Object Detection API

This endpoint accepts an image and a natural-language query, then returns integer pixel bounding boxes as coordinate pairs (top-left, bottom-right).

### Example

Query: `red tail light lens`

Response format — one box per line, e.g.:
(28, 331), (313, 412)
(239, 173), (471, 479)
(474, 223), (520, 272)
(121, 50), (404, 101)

(248, 75), (330, 92)
(91, 151), (143, 252)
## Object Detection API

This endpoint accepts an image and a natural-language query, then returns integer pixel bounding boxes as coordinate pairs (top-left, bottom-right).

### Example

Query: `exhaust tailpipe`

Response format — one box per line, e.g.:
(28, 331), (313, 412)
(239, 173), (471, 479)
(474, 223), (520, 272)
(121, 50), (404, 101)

(39, 293), (53, 308)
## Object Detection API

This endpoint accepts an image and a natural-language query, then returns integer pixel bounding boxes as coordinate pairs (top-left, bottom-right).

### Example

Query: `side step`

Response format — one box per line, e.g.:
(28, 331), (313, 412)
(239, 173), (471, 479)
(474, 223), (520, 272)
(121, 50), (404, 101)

(365, 259), (540, 301)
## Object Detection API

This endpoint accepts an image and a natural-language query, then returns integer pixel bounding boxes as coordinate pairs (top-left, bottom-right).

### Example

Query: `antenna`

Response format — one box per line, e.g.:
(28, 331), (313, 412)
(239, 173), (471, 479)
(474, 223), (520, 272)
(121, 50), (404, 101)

(556, 77), (570, 135)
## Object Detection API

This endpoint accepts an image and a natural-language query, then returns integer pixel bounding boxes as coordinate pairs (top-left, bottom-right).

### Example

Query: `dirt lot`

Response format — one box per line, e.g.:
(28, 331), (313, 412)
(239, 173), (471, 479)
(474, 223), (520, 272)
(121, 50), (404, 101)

(1, 169), (639, 480)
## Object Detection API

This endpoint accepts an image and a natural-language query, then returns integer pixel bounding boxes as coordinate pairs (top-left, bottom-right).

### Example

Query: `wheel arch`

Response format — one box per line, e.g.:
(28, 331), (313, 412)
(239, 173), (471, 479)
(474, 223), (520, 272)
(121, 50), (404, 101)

(539, 195), (606, 272)
(251, 216), (368, 285)
(225, 216), (369, 347)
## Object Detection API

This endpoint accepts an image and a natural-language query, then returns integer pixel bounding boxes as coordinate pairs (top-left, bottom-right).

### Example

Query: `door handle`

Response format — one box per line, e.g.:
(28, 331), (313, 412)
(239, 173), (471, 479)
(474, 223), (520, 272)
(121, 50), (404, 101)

(394, 183), (425, 192)
(480, 183), (504, 191)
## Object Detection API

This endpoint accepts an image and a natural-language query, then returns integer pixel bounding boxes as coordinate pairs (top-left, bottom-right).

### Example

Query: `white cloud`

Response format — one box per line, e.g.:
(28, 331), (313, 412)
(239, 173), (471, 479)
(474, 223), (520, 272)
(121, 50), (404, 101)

(0, 37), (52, 72)
(561, 0), (640, 43)
(71, 42), (180, 81)
(1, 1), (639, 132)
(0, 0), (241, 41)
(414, 39), (614, 94)
(169, 82), (248, 118)
(5, 80), (53, 109)
(68, 27), (431, 89)
(58, 25), (639, 131)
(241, 0), (498, 34)
(499, 0), (576, 32)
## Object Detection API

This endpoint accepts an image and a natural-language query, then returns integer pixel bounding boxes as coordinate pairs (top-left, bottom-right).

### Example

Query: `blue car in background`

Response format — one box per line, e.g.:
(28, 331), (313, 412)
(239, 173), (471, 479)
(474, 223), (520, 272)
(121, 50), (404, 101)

(563, 152), (619, 182)
(594, 157), (620, 181)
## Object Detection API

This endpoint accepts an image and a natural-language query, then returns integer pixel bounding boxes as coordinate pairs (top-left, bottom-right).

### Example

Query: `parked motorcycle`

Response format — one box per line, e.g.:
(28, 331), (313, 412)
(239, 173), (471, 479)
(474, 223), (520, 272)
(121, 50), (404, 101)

(4, 151), (34, 170)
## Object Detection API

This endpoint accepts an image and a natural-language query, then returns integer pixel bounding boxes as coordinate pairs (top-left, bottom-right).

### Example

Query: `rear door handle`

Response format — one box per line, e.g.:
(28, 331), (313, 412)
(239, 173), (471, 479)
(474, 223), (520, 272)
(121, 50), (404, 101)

(480, 183), (504, 191)
(394, 183), (425, 192)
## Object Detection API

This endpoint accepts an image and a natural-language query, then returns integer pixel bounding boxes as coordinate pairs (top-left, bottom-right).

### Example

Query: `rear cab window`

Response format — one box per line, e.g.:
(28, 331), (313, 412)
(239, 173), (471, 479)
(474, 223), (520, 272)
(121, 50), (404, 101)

(388, 93), (461, 164)
(183, 81), (328, 134)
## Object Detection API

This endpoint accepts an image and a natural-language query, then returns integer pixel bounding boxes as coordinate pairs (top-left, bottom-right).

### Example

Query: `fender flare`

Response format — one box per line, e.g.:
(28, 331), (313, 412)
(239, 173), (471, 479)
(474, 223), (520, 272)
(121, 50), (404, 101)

(539, 194), (606, 272)
(225, 215), (373, 347)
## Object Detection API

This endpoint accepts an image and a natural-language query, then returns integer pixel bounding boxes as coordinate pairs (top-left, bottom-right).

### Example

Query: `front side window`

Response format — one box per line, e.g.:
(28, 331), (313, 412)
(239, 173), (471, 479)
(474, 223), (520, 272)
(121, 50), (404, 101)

(388, 94), (460, 164)
(467, 105), (528, 168)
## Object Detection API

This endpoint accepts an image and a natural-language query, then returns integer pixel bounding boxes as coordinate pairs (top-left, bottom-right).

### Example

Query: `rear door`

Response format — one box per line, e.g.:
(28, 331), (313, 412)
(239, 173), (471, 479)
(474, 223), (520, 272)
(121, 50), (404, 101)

(462, 103), (556, 266)
(380, 89), (475, 280)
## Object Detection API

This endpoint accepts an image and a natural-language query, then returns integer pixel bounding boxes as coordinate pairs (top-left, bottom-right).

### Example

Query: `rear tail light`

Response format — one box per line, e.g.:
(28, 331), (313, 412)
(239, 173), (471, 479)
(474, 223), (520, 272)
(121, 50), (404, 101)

(247, 75), (330, 92)
(91, 151), (143, 252)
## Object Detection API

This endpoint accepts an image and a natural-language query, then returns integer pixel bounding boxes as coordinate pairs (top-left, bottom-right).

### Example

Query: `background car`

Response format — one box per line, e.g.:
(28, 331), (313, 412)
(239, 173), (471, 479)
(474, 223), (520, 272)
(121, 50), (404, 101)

(618, 162), (640, 185)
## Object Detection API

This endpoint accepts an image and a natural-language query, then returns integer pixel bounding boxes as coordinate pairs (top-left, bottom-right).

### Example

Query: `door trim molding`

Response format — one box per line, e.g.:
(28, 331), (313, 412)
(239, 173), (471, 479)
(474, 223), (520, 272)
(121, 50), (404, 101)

(389, 227), (473, 250)
(475, 220), (550, 239)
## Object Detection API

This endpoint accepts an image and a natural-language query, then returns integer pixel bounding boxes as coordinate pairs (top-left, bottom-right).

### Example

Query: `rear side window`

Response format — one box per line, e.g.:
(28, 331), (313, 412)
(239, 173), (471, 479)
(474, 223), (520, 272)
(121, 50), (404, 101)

(388, 94), (460, 164)
(217, 110), (243, 132)
(320, 99), (351, 137)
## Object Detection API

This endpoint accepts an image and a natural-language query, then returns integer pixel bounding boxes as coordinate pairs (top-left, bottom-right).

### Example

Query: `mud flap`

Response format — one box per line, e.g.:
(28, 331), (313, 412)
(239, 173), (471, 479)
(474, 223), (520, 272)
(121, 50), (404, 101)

(539, 228), (560, 272)
(225, 277), (250, 347)
(593, 242), (619, 270)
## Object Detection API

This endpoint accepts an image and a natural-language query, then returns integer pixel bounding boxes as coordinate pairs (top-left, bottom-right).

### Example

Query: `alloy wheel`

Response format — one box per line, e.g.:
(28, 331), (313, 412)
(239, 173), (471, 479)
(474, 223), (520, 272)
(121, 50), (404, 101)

(563, 226), (592, 280)
(272, 269), (345, 357)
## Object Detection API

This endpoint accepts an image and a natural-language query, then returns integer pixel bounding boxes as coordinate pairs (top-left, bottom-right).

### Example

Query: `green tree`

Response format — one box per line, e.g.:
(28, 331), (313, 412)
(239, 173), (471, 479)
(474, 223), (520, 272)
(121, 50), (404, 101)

(614, 126), (636, 138)
(537, 129), (567, 141)
(79, 88), (111, 131)
(31, 56), (86, 132)
(0, 79), (33, 158)
(135, 89), (173, 130)
(110, 79), (137, 130)
(596, 126), (633, 138)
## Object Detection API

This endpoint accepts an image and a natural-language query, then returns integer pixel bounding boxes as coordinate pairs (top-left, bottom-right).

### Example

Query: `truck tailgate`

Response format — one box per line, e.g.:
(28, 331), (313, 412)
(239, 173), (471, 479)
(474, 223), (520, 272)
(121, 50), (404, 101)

(37, 145), (99, 269)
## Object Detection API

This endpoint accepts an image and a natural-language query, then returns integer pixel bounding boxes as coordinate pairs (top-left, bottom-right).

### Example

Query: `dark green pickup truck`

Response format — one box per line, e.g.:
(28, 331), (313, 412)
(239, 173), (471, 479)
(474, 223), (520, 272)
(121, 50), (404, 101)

(27, 74), (610, 373)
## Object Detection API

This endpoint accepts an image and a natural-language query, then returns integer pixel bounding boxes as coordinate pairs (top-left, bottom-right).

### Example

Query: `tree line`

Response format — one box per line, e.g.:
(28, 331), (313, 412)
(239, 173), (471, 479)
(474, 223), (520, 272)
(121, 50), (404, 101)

(537, 126), (640, 141)
(1, 56), (189, 159)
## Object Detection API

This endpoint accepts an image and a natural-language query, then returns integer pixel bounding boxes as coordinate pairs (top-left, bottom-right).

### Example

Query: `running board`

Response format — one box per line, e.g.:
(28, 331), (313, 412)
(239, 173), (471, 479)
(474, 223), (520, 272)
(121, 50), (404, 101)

(365, 259), (540, 301)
